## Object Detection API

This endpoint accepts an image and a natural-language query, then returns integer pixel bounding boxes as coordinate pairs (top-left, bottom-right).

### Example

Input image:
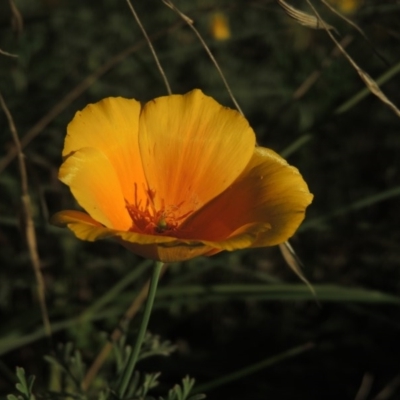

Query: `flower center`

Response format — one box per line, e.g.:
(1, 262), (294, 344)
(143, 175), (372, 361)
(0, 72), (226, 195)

(126, 184), (192, 235)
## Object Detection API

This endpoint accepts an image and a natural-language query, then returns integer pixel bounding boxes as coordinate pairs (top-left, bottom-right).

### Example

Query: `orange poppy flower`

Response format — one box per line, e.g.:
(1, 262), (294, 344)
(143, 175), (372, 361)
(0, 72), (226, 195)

(52, 89), (312, 263)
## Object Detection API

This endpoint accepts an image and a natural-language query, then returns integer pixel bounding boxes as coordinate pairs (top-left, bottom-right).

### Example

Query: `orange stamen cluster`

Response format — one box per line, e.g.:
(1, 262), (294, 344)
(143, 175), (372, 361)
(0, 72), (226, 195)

(126, 183), (192, 235)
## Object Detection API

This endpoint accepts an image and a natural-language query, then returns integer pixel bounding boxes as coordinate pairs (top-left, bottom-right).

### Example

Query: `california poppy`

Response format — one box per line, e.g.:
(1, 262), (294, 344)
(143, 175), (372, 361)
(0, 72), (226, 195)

(52, 89), (312, 263)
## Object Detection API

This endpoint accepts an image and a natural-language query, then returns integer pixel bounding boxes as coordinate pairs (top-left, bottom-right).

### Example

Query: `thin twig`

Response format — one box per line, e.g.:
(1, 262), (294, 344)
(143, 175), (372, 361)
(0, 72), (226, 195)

(306, 0), (400, 118)
(0, 48), (18, 58)
(320, 0), (390, 67)
(278, 0), (336, 31)
(0, 93), (51, 339)
(9, 0), (23, 36)
(162, 0), (244, 115)
(163, 0), (311, 286)
(81, 264), (168, 391)
(292, 34), (354, 100)
(267, 34), (353, 136)
(0, 21), (183, 174)
(125, 0), (172, 95)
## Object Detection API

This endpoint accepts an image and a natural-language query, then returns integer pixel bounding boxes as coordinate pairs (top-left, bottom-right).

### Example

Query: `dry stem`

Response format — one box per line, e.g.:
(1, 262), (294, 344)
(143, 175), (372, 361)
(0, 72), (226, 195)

(0, 93), (51, 338)
(0, 21), (183, 174)
(163, 0), (244, 115)
(126, 0), (172, 95)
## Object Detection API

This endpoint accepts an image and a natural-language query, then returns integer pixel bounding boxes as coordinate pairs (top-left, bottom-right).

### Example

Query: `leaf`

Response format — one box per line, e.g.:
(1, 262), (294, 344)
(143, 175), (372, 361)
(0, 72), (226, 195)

(12, 368), (35, 400)
(166, 376), (197, 400)
(27, 376), (35, 394)
(277, 0), (337, 32)
(15, 385), (26, 396)
(15, 368), (29, 397)
(180, 376), (195, 399)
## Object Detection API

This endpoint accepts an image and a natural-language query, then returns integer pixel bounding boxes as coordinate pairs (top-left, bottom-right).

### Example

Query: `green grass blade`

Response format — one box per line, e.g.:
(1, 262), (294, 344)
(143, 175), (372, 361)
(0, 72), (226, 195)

(301, 185), (400, 231)
(2, 283), (398, 357)
(80, 259), (151, 318)
(280, 134), (313, 158)
(335, 60), (400, 115)
(154, 284), (400, 304)
(193, 342), (314, 393)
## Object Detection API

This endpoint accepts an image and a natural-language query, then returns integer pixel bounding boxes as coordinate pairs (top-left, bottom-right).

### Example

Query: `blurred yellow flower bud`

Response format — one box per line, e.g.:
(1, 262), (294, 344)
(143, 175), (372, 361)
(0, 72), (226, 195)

(328, 0), (363, 14)
(210, 12), (231, 41)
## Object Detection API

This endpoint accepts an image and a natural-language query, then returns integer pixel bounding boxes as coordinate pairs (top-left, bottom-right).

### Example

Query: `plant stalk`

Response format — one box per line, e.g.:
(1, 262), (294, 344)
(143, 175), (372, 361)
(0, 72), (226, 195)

(117, 260), (164, 399)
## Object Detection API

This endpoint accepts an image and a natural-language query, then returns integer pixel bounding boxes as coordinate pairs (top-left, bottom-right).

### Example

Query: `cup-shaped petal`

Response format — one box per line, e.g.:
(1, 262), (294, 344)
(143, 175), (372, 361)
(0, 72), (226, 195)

(51, 210), (216, 262)
(138, 89), (256, 218)
(180, 147), (313, 247)
(53, 90), (313, 262)
(59, 147), (131, 230)
(63, 97), (146, 204)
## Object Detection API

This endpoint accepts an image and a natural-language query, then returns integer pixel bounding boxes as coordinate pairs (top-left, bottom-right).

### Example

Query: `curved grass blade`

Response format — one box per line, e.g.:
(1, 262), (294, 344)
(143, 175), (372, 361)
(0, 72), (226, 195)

(300, 185), (400, 231)
(306, 0), (400, 118)
(279, 242), (317, 301)
(1, 283), (399, 357)
(193, 342), (314, 393)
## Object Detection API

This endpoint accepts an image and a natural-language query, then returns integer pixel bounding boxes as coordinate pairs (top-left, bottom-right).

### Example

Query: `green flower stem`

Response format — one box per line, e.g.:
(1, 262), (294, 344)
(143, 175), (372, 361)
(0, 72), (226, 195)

(117, 260), (164, 399)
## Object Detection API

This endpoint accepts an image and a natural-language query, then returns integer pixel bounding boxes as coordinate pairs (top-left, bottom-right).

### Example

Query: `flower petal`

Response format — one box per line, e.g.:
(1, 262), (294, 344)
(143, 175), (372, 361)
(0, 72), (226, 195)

(63, 97), (146, 203)
(52, 210), (179, 244)
(59, 147), (131, 230)
(180, 147), (313, 246)
(138, 89), (256, 217)
(51, 213), (270, 263)
(53, 92), (313, 263)
(51, 210), (215, 262)
(51, 210), (102, 227)
(120, 241), (217, 263)
(121, 221), (272, 262)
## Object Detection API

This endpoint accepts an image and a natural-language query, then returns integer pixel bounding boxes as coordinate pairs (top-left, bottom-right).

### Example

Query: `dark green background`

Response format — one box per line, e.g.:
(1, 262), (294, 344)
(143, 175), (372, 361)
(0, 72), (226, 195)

(1, 1), (400, 399)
